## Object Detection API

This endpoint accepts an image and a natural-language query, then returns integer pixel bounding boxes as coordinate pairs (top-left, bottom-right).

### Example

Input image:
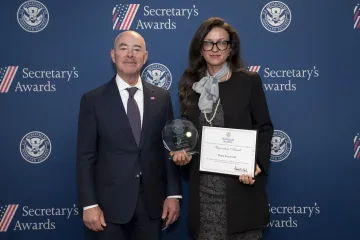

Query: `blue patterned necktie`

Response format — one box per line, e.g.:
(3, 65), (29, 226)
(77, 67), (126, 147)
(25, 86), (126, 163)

(126, 87), (141, 146)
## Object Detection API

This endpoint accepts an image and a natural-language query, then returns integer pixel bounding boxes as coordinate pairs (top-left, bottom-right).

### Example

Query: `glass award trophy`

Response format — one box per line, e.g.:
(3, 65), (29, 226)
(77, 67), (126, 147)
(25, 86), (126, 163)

(162, 119), (199, 156)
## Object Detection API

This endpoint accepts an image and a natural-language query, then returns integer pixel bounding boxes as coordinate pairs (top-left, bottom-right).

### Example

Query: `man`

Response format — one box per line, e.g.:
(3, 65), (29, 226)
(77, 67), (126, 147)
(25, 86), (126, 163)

(76, 31), (181, 240)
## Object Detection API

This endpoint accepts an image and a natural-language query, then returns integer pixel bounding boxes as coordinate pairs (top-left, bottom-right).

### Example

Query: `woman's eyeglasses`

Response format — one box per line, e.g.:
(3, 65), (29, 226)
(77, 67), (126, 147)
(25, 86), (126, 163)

(202, 40), (231, 51)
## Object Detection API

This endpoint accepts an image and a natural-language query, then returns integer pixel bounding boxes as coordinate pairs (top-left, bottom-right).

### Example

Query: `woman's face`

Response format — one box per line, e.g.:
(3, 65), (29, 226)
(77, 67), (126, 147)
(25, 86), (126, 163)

(201, 27), (231, 68)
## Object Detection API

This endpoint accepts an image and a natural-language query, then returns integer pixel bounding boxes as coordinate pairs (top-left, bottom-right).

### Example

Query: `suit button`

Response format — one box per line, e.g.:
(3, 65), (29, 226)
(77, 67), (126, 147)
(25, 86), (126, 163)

(136, 174), (139, 178)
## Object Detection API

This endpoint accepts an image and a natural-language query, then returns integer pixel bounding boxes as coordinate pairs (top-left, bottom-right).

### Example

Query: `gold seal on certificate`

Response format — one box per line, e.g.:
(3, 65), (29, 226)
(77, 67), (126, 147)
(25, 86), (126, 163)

(199, 126), (257, 177)
(162, 119), (199, 156)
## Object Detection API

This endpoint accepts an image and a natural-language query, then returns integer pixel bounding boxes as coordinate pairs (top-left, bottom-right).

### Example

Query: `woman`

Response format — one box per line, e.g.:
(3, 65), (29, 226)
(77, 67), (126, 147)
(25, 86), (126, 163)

(172, 17), (274, 240)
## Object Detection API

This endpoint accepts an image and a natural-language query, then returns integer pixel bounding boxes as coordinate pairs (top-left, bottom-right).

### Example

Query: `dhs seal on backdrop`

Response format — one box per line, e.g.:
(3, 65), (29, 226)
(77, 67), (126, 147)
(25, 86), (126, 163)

(270, 130), (292, 162)
(17, 0), (49, 33)
(20, 131), (51, 163)
(141, 63), (172, 90)
(261, 1), (291, 33)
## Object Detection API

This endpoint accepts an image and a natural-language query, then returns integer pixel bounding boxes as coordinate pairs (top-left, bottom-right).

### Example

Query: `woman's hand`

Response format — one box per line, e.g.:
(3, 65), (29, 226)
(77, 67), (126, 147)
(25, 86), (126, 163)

(170, 149), (192, 166)
(239, 164), (261, 185)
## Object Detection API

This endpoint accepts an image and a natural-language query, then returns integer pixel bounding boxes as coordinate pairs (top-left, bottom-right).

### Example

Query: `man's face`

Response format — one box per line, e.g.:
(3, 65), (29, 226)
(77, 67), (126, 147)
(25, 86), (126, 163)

(110, 32), (148, 76)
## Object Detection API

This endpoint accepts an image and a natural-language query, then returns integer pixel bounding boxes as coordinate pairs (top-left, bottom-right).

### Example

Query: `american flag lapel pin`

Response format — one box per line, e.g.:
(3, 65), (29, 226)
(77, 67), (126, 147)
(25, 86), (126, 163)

(150, 96), (155, 100)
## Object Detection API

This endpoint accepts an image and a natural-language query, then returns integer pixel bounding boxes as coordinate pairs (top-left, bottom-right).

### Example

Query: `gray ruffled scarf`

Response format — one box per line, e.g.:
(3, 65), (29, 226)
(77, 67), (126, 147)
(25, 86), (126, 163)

(192, 63), (230, 113)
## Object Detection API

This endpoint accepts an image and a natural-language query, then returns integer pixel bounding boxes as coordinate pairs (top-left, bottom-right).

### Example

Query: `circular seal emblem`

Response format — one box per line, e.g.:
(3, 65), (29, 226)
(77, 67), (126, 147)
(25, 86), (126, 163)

(141, 63), (172, 90)
(260, 1), (291, 33)
(172, 120), (185, 135)
(17, 1), (49, 33)
(270, 130), (292, 162)
(20, 131), (51, 164)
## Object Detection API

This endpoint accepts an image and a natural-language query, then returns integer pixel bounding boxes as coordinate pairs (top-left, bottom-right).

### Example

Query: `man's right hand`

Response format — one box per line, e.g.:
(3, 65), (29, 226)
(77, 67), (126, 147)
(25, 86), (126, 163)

(170, 149), (192, 166)
(83, 206), (107, 231)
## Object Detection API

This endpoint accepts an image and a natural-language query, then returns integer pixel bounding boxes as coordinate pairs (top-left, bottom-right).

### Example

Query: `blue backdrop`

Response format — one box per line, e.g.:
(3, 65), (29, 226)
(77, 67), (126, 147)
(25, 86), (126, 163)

(1, 0), (359, 239)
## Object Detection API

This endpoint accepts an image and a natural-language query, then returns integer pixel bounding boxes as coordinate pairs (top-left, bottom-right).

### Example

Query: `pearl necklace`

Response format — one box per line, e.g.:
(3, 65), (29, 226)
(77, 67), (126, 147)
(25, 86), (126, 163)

(204, 71), (229, 126)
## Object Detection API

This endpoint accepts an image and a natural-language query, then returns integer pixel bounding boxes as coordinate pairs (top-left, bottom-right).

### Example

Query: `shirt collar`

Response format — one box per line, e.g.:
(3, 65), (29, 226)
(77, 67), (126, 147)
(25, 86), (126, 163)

(115, 74), (143, 92)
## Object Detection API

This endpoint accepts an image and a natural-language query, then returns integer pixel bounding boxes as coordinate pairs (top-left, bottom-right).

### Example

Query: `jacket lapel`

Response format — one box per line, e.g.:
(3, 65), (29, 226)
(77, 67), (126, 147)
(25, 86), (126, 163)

(139, 82), (154, 149)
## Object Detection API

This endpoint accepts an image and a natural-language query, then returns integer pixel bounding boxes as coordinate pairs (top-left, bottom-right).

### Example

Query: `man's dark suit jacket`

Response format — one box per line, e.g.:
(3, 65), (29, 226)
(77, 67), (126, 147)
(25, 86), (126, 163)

(76, 77), (181, 224)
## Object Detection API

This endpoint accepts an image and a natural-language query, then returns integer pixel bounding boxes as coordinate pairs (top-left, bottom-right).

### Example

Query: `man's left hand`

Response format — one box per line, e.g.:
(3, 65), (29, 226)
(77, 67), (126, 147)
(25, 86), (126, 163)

(161, 198), (180, 227)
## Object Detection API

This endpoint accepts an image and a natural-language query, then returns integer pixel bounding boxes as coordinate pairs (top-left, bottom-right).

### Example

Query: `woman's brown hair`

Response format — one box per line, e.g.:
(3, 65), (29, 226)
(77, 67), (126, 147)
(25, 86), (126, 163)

(178, 17), (245, 117)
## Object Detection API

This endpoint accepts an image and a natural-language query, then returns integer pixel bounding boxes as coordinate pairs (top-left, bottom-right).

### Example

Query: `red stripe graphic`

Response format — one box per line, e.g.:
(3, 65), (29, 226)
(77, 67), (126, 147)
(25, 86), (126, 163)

(4, 66), (18, 93)
(125, 4), (137, 30)
(0, 67), (12, 92)
(122, 4), (135, 30)
(0, 66), (17, 93)
(0, 205), (18, 232)
(116, 21), (121, 31)
(0, 206), (13, 231)
(248, 66), (260, 73)
(357, 148), (360, 158)
(355, 140), (359, 152)
(357, 17), (360, 28)
(112, 11), (118, 23)
(124, 4), (139, 30)
(121, 5), (134, 30)
(3, 205), (18, 232)
(354, 9), (359, 21)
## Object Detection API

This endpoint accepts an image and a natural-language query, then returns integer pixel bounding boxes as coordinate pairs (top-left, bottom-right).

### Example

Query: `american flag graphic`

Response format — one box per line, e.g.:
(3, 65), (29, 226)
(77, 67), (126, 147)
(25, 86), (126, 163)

(354, 4), (360, 29)
(113, 4), (140, 31)
(354, 133), (360, 159)
(0, 204), (19, 232)
(0, 66), (18, 93)
(248, 66), (261, 73)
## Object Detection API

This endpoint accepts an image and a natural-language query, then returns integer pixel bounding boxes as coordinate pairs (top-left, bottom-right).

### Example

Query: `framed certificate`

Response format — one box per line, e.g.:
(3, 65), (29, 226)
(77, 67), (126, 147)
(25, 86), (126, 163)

(199, 126), (257, 177)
